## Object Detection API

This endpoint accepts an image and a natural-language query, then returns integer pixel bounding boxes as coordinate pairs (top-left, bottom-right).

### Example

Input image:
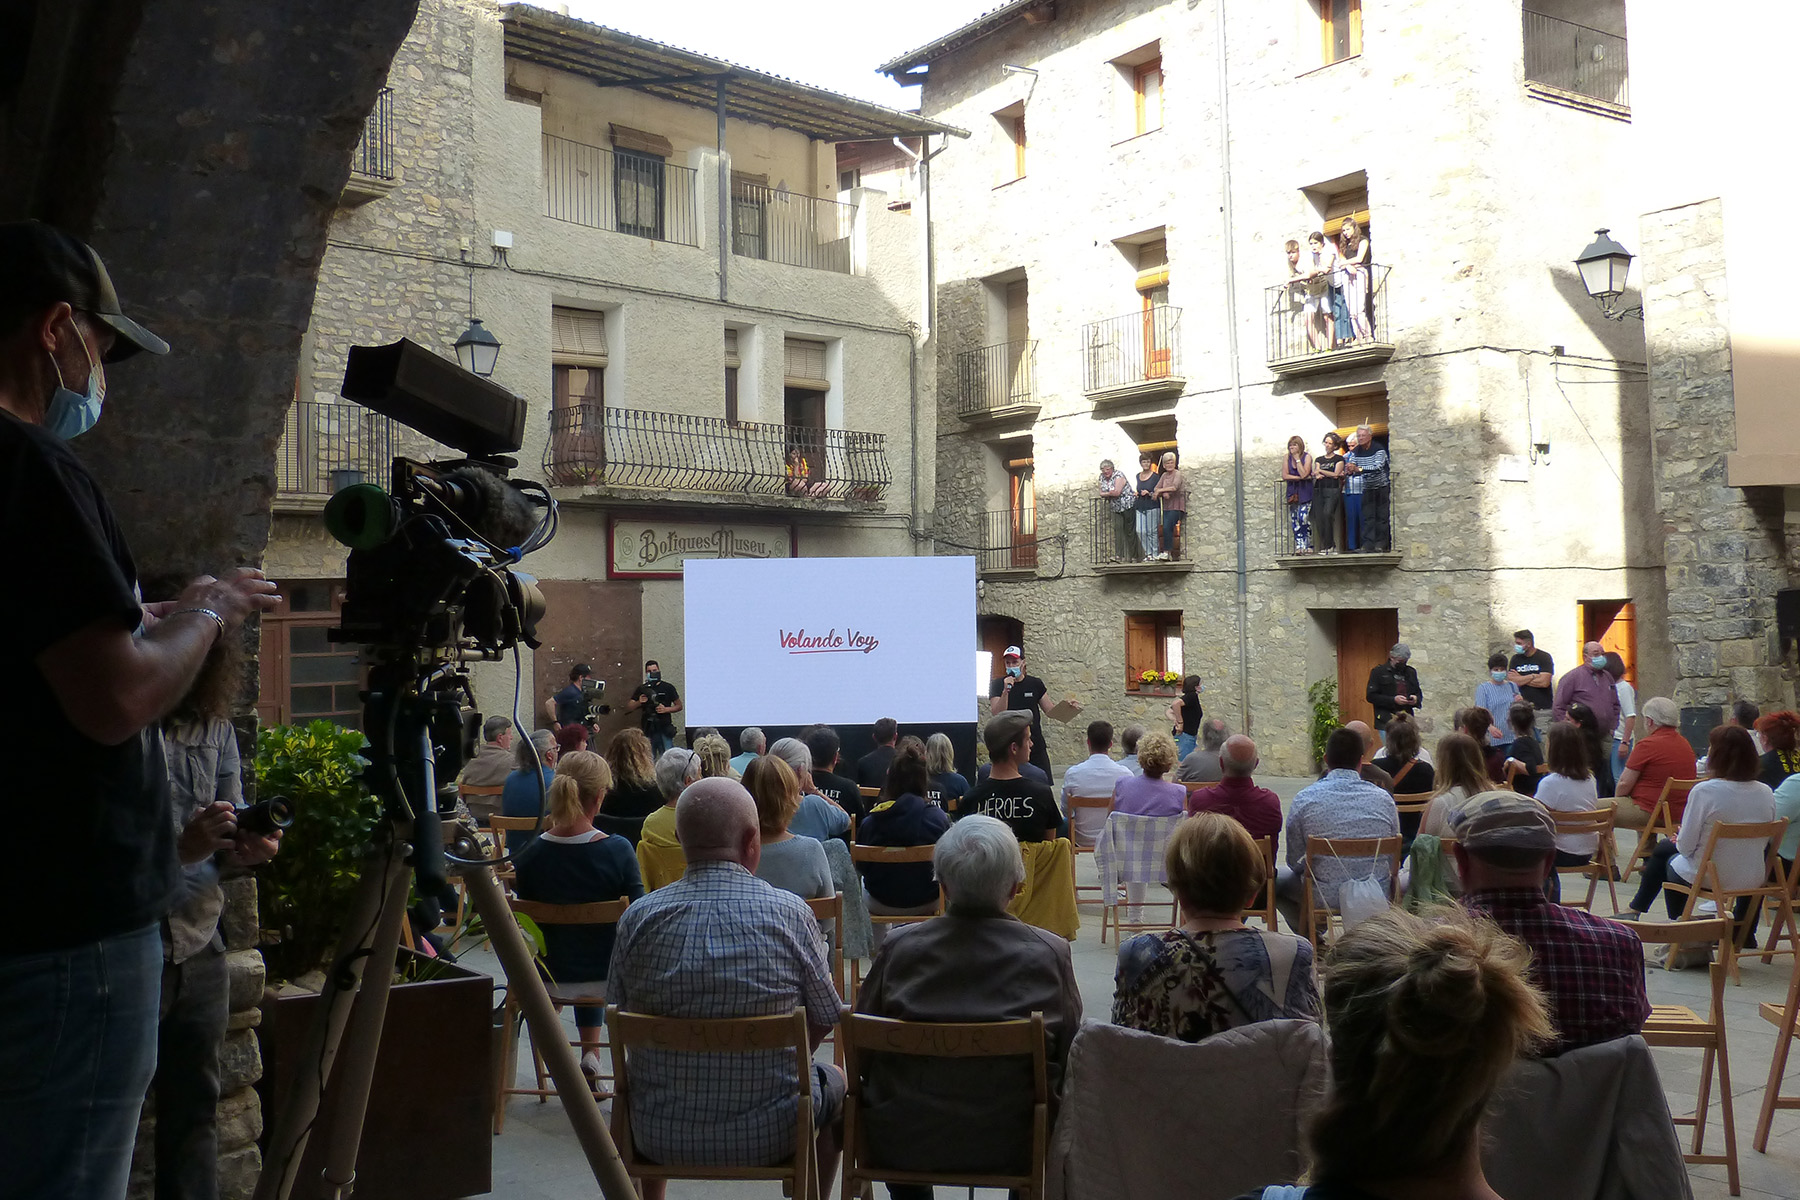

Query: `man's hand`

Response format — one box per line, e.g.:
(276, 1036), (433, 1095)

(1506, 669), (1526, 685)
(178, 802), (238, 865)
(175, 567), (282, 633)
(1002, 676), (1015, 692)
(227, 827), (282, 868)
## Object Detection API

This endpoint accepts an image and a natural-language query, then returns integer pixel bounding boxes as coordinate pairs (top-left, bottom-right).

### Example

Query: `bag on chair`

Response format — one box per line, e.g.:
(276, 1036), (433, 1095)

(1338, 874), (1387, 930)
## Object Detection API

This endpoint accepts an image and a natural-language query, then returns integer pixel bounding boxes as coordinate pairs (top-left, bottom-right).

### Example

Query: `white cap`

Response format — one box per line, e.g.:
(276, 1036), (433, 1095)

(1003, 645), (1022, 659)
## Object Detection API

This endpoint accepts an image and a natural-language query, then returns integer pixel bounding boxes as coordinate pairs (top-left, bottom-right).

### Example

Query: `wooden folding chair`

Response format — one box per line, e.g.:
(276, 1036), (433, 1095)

(457, 782), (504, 825)
(494, 896), (630, 1134)
(806, 892), (847, 1065)
(1760, 851), (1800, 965)
(1666, 819), (1790, 984)
(1096, 813), (1182, 945)
(1753, 946), (1800, 1152)
(1621, 777), (1697, 881)
(1634, 917), (1739, 1195)
(858, 786), (880, 801)
(840, 1009), (1048, 1200)
(1246, 836), (1279, 931)
(1064, 794), (1113, 905)
(848, 843), (943, 997)
(1301, 835), (1403, 949)
(487, 815), (538, 882)
(1550, 803), (1619, 912)
(607, 1006), (820, 1200)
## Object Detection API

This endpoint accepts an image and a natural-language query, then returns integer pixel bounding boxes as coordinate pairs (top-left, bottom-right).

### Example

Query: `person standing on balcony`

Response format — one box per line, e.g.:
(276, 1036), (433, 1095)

(1311, 431), (1346, 555)
(1301, 231), (1337, 353)
(1282, 435), (1315, 554)
(1344, 424), (1391, 553)
(1337, 218), (1373, 343)
(1282, 239), (1309, 355)
(1098, 458), (1136, 562)
(1132, 452), (1161, 559)
(1150, 451), (1187, 562)
(626, 659), (682, 757)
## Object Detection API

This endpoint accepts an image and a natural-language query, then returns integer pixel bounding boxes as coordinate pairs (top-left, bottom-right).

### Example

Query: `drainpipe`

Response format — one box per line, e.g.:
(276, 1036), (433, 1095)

(899, 134), (949, 541)
(716, 75), (729, 302)
(1216, 1), (1251, 732)
(907, 333), (921, 537)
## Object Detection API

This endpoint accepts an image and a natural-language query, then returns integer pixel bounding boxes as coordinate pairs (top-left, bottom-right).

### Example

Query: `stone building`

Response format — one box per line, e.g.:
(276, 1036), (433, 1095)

(883, 0), (1703, 773)
(260, 0), (954, 734)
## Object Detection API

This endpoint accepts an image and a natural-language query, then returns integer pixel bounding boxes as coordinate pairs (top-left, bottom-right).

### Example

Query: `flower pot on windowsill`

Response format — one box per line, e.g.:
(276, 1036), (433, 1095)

(1132, 686), (1179, 697)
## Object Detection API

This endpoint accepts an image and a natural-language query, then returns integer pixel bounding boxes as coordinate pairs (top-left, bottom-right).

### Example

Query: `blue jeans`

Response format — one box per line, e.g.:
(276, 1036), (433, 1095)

(649, 730), (672, 757)
(1343, 492), (1363, 551)
(1134, 509), (1159, 558)
(0, 924), (162, 1200)
(1176, 732), (1197, 758)
(1160, 509), (1183, 559)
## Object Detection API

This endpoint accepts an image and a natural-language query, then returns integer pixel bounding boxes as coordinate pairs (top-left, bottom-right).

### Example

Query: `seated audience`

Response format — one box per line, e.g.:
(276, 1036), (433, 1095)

(1503, 702), (1544, 796)
(1062, 720), (1132, 845)
(769, 737), (853, 843)
(1564, 700), (1615, 798)
(1114, 813), (1321, 1042)
(743, 756), (835, 910)
(962, 711), (1061, 841)
(923, 731), (970, 814)
(976, 758), (1050, 786)
(1112, 731), (1186, 816)
(1420, 733), (1499, 839)
(1343, 720), (1395, 792)
(1535, 722), (1600, 873)
(1276, 728), (1401, 930)
(1452, 792), (1648, 1055)
(456, 714), (515, 821)
(853, 816), (1081, 1198)
(512, 750), (645, 1084)
(1733, 698), (1767, 753)
(1775, 770), (1800, 879)
(1623, 724), (1776, 921)
(607, 779), (842, 1190)
(855, 717), (901, 788)
(604, 728), (666, 822)
(1756, 709), (1800, 789)
(1456, 706), (1509, 782)
(1614, 696), (1696, 829)
(1185, 735), (1283, 845)
(553, 722), (589, 759)
(641, 747), (702, 848)
(1372, 713), (1434, 800)
(806, 725), (867, 824)
(856, 740), (952, 944)
(693, 731), (733, 779)
(731, 727), (766, 777)
(1233, 909), (1552, 1200)
(501, 729), (558, 851)
(1175, 718), (1231, 783)
(1118, 723), (1146, 776)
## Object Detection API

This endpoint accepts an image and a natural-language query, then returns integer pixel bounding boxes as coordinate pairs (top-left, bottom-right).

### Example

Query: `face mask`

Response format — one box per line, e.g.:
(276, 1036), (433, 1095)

(1513, 643), (1525, 655)
(646, 671), (660, 683)
(1005, 665), (1021, 678)
(1590, 655), (1608, 669)
(1491, 669), (1507, 682)
(44, 323), (106, 440)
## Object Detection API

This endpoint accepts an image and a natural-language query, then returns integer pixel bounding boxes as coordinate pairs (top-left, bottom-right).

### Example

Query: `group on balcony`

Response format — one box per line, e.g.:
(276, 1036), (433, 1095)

(1283, 427), (1391, 555)
(1098, 451), (1186, 562)
(1279, 219), (1376, 355)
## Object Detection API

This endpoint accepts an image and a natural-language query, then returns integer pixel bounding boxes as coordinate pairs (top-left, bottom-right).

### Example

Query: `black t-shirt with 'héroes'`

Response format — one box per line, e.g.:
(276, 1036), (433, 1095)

(959, 775), (1062, 842)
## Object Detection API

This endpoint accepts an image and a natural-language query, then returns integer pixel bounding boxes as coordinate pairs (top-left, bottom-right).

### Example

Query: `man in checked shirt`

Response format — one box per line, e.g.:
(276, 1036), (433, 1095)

(1452, 792), (1650, 1055)
(608, 777), (844, 1195)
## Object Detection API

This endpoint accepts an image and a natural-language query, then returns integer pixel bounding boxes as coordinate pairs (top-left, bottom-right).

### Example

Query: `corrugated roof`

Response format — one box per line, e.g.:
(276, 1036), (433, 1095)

(501, 5), (968, 142)
(877, 0), (1047, 78)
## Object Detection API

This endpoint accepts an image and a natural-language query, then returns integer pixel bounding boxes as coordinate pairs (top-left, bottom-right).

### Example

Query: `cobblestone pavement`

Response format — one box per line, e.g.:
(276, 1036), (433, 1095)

(465, 775), (1800, 1199)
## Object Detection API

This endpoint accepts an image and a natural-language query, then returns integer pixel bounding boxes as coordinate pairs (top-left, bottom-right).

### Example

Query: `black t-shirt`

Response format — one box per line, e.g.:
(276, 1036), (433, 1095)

(814, 769), (867, 823)
(1508, 735), (1545, 796)
(552, 682), (585, 727)
(1372, 754), (1435, 796)
(1133, 471), (1161, 511)
(1178, 694), (1203, 736)
(854, 744), (897, 789)
(2, 412), (177, 952)
(990, 672), (1048, 750)
(926, 770), (970, 812)
(960, 775), (1061, 842)
(606, 779), (666, 821)
(630, 679), (679, 734)
(1509, 649), (1555, 709)
(1315, 453), (1344, 491)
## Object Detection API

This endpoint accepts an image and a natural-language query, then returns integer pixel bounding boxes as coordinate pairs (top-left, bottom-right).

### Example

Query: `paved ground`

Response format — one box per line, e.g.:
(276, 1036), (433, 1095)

(462, 775), (1800, 1199)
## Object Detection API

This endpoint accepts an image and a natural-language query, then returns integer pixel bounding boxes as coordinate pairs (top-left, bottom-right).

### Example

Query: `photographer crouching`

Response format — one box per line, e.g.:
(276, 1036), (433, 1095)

(0, 222), (280, 1200)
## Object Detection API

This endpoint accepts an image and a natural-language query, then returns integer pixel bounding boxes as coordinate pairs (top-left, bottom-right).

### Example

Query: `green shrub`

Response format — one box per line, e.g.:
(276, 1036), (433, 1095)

(254, 720), (382, 981)
(1307, 679), (1340, 772)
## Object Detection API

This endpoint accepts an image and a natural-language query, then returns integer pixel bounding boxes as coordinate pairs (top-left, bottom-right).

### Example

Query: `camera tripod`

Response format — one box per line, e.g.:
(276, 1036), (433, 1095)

(253, 725), (637, 1200)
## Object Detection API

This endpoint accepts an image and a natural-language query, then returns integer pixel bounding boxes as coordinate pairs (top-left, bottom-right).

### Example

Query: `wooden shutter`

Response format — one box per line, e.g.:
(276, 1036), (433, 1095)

(1324, 184), (1371, 236)
(1134, 58), (1162, 134)
(551, 307), (608, 366)
(724, 327), (741, 369)
(608, 124), (674, 158)
(1333, 393), (1389, 436)
(1135, 239), (1170, 292)
(1125, 613), (1159, 691)
(783, 338), (829, 389)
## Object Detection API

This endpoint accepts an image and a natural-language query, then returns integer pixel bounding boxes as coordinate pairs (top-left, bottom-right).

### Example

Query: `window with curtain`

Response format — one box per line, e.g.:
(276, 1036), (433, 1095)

(614, 149), (666, 240)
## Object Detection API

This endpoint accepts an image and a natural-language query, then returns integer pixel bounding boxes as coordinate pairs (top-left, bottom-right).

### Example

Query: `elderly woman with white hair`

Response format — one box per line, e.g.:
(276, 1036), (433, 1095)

(853, 816), (1083, 1198)
(1614, 695), (1699, 831)
(768, 736), (853, 842)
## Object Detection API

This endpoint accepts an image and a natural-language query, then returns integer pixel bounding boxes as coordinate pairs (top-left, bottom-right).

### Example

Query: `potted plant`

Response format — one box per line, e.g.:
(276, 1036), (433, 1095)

(1307, 679), (1340, 772)
(253, 720), (494, 1200)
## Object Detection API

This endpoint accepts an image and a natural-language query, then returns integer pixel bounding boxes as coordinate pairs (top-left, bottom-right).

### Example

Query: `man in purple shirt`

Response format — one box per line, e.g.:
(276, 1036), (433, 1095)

(1551, 640), (1620, 763)
(1185, 735), (1283, 847)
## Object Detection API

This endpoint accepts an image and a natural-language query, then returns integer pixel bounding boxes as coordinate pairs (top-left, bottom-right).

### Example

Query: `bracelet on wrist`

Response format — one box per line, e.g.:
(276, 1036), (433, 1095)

(172, 606), (227, 638)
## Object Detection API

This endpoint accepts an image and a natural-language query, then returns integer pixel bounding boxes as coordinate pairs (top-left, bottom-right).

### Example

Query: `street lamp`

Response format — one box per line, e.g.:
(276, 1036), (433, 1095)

(453, 317), (502, 376)
(1574, 228), (1642, 321)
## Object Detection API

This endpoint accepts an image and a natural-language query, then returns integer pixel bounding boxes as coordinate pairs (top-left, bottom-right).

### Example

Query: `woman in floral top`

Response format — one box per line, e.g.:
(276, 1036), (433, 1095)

(1113, 813), (1321, 1042)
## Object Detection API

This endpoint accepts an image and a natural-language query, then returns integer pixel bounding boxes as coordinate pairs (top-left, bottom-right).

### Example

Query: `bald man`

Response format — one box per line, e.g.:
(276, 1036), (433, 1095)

(1184, 734), (1283, 844)
(1342, 720), (1395, 793)
(607, 778), (844, 1193)
(1552, 641), (1620, 765)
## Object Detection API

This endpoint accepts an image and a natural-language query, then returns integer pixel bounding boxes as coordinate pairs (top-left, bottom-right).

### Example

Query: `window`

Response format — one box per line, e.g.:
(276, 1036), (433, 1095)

(550, 307), (607, 485)
(1133, 58), (1163, 135)
(1136, 239), (1171, 378)
(731, 172), (768, 259)
(725, 327), (741, 424)
(1318, 0), (1362, 65)
(1125, 611), (1184, 691)
(1008, 454), (1037, 568)
(614, 149), (665, 240)
(784, 338), (830, 493)
(838, 168), (861, 193)
(256, 582), (363, 729)
(995, 103), (1026, 183)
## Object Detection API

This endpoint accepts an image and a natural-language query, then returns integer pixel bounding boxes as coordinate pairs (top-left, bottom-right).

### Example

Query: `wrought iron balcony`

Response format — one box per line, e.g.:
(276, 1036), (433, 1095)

(543, 134), (702, 246)
(964, 507), (1038, 575)
(276, 401), (400, 498)
(1265, 263), (1393, 377)
(342, 87), (397, 204)
(1087, 496), (1192, 573)
(1272, 477), (1401, 566)
(1523, 10), (1628, 109)
(543, 405), (889, 504)
(1082, 306), (1184, 403)
(954, 339), (1039, 422)
(732, 183), (856, 274)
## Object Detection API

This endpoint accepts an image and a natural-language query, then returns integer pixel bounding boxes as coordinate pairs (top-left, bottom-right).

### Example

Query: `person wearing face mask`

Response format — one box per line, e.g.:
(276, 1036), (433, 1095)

(1474, 652), (1522, 749)
(1552, 640), (1620, 767)
(1506, 629), (1555, 732)
(988, 645), (1058, 782)
(0, 221), (281, 1198)
(1363, 643), (1421, 732)
(625, 658), (682, 756)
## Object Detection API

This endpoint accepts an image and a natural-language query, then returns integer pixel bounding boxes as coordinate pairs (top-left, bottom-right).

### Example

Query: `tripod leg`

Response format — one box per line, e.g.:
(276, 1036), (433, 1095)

(460, 862), (638, 1200)
(254, 831), (411, 1200)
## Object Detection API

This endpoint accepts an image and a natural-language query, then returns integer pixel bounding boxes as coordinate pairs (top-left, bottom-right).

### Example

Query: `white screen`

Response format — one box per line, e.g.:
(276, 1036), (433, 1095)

(684, 556), (976, 726)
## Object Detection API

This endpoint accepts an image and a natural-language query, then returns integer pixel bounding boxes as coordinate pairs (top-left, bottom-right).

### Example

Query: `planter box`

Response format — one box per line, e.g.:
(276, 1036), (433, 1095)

(257, 952), (493, 1200)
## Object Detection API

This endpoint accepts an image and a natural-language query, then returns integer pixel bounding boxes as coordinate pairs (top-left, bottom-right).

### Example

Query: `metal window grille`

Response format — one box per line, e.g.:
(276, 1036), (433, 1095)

(1082, 306), (1183, 392)
(542, 134), (700, 246)
(730, 183), (856, 274)
(954, 340), (1038, 417)
(1523, 10), (1629, 106)
(352, 87), (395, 181)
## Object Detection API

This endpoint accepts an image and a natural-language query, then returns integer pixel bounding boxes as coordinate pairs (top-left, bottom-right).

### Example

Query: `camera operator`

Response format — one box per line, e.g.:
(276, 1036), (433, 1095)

(626, 658), (682, 756)
(547, 662), (593, 730)
(0, 221), (280, 1199)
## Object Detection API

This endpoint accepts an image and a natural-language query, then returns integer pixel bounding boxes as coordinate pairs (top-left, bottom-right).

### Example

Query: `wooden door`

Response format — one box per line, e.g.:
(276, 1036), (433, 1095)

(533, 580), (643, 739)
(1141, 286), (1171, 379)
(979, 616), (1024, 684)
(1008, 461), (1037, 569)
(1580, 600), (1637, 686)
(1005, 280), (1030, 400)
(1336, 608), (1398, 729)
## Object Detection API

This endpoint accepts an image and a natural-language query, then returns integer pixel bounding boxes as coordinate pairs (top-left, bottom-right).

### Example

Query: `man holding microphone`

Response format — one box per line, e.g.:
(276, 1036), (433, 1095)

(0, 221), (280, 1199)
(989, 645), (1057, 783)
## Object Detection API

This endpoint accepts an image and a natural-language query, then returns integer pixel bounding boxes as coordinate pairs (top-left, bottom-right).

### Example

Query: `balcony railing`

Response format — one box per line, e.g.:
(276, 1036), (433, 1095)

(1087, 496), (1190, 567)
(543, 405), (889, 503)
(277, 401), (400, 496)
(954, 339), (1038, 419)
(732, 183), (856, 274)
(1273, 476), (1399, 562)
(1523, 10), (1628, 107)
(967, 508), (1038, 574)
(352, 87), (395, 181)
(1082, 306), (1183, 395)
(1265, 263), (1392, 372)
(543, 134), (702, 246)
